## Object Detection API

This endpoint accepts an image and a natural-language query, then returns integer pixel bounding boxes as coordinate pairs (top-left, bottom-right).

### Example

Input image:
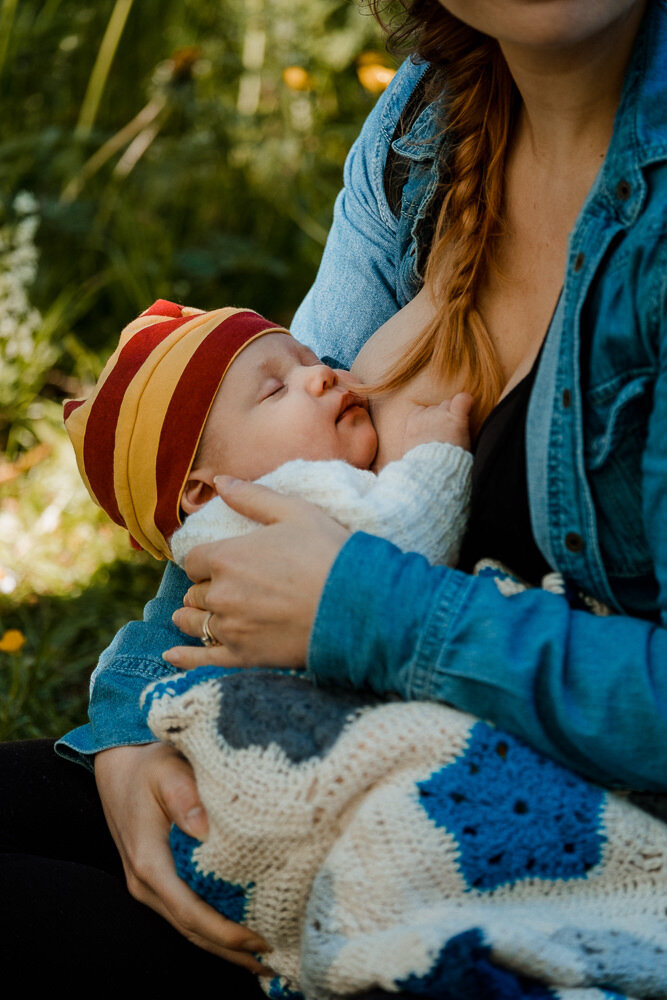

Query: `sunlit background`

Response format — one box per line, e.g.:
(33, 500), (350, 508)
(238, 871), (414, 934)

(0, 0), (397, 738)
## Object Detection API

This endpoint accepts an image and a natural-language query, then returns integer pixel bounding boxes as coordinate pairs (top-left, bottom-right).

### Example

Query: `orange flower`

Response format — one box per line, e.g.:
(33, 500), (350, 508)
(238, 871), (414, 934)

(0, 629), (26, 653)
(357, 62), (396, 94)
(282, 66), (315, 91)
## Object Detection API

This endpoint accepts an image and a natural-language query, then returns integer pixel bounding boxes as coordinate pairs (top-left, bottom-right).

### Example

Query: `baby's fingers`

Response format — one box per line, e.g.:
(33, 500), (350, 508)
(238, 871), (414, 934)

(448, 392), (474, 419)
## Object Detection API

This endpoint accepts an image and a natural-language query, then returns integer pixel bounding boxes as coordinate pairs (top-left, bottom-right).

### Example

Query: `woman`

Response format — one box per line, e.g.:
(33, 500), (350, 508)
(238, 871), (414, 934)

(4, 0), (665, 983)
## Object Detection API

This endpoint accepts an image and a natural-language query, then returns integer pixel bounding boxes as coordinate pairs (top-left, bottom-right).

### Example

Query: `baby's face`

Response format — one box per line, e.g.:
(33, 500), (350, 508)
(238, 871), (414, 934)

(198, 333), (378, 479)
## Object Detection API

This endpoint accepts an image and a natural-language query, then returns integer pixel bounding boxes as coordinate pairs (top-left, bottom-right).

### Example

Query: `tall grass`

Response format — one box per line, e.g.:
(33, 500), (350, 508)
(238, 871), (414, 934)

(2, 0), (390, 444)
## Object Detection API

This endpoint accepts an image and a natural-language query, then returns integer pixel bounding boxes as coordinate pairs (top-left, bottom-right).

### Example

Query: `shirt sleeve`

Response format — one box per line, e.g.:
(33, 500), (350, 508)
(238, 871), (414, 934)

(290, 58), (426, 365)
(55, 561), (195, 768)
(307, 532), (667, 792)
(337, 443), (472, 566)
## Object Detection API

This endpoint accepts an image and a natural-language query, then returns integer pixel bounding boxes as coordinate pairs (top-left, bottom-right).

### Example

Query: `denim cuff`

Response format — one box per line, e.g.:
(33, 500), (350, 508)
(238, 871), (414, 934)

(55, 658), (176, 769)
(54, 725), (157, 771)
(409, 568), (476, 701)
(307, 532), (462, 698)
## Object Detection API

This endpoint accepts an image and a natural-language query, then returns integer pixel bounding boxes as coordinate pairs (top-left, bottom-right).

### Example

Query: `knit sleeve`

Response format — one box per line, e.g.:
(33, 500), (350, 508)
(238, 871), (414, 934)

(294, 443), (472, 566)
(171, 444), (471, 569)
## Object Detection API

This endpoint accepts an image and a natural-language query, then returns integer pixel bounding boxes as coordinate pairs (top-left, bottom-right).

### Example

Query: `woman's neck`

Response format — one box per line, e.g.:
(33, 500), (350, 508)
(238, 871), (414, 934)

(500, 1), (647, 166)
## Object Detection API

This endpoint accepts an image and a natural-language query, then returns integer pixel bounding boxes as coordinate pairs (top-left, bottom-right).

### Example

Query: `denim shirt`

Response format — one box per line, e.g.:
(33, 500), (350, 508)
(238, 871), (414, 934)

(58, 2), (667, 790)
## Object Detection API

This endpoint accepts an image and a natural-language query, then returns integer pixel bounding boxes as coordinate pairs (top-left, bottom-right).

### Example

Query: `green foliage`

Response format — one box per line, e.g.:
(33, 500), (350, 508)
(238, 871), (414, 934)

(1, 0), (391, 447)
(0, 0), (396, 739)
(0, 192), (57, 454)
(0, 556), (163, 739)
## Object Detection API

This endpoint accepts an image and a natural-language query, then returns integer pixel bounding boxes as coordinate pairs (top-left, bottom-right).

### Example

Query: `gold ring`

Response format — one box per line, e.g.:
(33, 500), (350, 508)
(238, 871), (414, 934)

(201, 612), (220, 647)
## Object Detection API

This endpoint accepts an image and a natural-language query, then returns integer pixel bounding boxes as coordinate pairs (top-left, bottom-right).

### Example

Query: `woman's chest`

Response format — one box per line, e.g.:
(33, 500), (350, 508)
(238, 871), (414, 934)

(351, 291), (468, 469)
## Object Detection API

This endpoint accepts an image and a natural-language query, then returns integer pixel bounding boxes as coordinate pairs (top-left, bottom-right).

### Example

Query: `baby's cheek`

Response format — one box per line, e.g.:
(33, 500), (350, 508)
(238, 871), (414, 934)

(351, 413), (379, 469)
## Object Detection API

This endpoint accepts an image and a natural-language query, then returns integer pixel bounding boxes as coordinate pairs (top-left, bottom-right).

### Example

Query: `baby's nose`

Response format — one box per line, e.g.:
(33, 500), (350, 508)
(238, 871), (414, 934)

(307, 364), (336, 394)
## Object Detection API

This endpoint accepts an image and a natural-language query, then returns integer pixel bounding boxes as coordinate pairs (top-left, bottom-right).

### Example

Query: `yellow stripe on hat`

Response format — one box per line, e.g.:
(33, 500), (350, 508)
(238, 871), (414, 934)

(64, 314), (180, 505)
(147, 318), (288, 559)
(114, 308), (243, 558)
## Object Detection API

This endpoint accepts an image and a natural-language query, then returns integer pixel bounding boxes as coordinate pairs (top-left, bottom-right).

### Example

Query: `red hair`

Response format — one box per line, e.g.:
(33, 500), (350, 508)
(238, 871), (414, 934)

(367, 2), (519, 431)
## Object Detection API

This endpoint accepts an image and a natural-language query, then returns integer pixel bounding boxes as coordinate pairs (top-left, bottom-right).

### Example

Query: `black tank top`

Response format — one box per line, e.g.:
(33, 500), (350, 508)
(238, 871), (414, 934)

(457, 357), (552, 585)
(382, 73), (552, 584)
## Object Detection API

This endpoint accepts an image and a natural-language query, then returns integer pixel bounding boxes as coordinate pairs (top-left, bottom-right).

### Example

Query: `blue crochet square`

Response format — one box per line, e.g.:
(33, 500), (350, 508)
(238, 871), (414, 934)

(396, 928), (556, 1000)
(417, 721), (605, 890)
(170, 825), (253, 924)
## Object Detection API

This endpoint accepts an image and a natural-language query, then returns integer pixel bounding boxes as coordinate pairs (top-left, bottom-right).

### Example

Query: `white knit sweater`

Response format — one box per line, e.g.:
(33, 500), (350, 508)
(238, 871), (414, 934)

(170, 441), (473, 569)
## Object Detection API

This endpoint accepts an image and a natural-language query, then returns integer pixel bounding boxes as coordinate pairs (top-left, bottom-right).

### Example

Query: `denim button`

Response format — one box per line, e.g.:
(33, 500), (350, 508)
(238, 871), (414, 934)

(562, 388), (572, 408)
(616, 179), (632, 201)
(565, 532), (585, 553)
(573, 252), (585, 272)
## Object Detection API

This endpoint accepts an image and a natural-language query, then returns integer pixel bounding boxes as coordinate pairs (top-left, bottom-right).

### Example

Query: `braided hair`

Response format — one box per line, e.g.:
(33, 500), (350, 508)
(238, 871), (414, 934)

(367, 1), (519, 430)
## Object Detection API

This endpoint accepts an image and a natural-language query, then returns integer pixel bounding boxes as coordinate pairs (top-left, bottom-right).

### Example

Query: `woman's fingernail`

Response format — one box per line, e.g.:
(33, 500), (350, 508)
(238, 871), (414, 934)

(214, 475), (239, 488)
(163, 650), (179, 665)
(183, 805), (206, 839)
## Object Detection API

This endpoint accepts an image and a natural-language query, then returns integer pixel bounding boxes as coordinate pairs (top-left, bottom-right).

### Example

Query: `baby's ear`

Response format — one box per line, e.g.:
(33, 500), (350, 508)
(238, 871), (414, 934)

(181, 471), (217, 514)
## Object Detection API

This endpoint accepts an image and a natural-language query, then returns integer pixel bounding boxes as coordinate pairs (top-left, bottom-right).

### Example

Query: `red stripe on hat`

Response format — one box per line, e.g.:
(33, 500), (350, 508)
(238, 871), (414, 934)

(63, 398), (85, 421)
(141, 300), (184, 318)
(83, 315), (192, 527)
(153, 311), (279, 542)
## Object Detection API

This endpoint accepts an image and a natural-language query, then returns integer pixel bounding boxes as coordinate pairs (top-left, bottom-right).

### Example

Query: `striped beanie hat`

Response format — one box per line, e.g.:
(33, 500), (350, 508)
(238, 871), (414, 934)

(64, 299), (288, 560)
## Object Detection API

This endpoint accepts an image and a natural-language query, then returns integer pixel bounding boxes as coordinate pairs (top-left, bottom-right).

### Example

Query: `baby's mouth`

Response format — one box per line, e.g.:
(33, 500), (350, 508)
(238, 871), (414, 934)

(336, 391), (367, 422)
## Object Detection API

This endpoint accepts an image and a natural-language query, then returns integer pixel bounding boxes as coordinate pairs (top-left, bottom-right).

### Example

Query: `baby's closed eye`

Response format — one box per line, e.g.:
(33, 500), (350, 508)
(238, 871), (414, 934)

(261, 380), (286, 401)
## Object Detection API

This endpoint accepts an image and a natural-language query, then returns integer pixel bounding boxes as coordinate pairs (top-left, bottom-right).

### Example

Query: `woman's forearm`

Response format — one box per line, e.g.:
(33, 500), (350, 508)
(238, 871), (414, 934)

(308, 532), (667, 792)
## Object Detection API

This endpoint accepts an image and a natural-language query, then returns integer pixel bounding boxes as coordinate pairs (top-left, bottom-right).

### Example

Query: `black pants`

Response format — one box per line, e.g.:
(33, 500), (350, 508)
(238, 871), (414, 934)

(0, 739), (268, 988)
(0, 740), (419, 996)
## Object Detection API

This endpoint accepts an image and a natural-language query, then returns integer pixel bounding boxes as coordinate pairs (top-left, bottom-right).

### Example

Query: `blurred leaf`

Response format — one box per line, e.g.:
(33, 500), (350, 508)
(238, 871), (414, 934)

(76, 0), (135, 137)
(0, 0), (18, 84)
(175, 234), (290, 282)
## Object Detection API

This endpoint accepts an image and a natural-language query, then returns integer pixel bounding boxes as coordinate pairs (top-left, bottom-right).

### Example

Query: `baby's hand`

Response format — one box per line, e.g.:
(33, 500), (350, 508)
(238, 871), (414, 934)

(403, 392), (473, 454)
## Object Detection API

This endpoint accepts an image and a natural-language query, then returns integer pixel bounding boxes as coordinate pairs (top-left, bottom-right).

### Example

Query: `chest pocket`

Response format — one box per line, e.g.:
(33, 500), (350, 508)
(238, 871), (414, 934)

(584, 373), (654, 580)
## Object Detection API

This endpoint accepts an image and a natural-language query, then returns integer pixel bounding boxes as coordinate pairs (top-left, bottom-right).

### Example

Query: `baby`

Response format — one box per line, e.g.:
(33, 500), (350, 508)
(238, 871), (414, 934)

(64, 299), (473, 570)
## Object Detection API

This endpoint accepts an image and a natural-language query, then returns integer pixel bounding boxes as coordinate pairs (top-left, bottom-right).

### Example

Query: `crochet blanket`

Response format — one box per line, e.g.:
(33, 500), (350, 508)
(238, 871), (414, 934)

(142, 665), (667, 1000)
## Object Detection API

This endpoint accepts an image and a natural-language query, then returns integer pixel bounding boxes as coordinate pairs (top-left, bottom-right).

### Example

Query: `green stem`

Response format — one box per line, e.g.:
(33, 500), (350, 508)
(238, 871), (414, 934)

(34, 0), (63, 33)
(0, 0), (18, 86)
(75, 0), (135, 138)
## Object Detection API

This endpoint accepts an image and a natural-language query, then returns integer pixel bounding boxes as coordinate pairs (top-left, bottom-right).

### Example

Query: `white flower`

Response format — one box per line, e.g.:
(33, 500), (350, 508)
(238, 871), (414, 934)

(12, 191), (38, 216)
(0, 566), (17, 594)
(0, 192), (52, 411)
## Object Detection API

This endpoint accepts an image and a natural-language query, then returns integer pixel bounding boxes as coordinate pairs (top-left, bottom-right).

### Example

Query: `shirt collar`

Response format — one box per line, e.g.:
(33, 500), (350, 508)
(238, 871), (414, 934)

(391, 99), (443, 162)
(592, 0), (667, 226)
(391, 1), (667, 212)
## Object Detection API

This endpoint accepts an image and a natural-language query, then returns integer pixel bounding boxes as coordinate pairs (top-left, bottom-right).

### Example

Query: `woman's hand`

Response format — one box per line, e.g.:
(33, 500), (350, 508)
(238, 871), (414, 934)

(94, 742), (271, 970)
(164, 476), (350, 670)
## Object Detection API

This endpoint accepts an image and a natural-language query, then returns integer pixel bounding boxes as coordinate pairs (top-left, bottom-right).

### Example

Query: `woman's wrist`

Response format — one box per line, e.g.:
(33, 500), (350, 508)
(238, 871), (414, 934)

(306, 532), (447, 695)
